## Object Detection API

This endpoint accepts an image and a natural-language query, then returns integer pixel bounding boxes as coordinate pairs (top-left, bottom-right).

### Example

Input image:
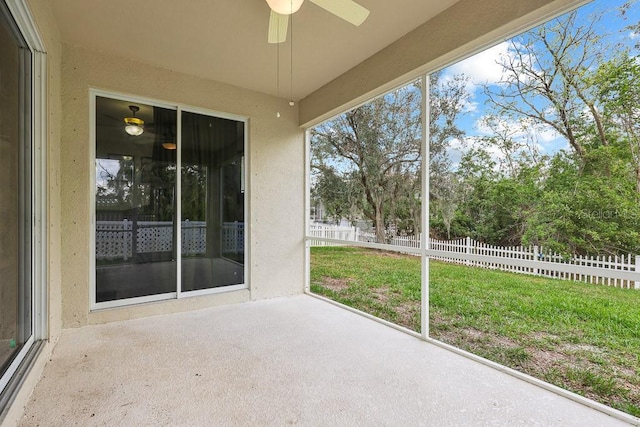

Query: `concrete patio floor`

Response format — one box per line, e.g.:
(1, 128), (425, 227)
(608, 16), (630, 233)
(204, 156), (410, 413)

(18, 295), (634, 426)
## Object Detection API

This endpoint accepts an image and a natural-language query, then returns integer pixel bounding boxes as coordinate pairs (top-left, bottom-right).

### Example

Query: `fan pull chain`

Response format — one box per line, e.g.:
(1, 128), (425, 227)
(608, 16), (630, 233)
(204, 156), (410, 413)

(289, 0), (295, 107)
(276, 18), (281, 118)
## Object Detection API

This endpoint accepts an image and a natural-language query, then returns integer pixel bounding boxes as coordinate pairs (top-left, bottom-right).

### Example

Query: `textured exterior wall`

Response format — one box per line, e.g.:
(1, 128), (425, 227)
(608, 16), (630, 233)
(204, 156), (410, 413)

(31, 0), (64, 348)
(299, 0), (585, 126)
(60, 44), (305, 327)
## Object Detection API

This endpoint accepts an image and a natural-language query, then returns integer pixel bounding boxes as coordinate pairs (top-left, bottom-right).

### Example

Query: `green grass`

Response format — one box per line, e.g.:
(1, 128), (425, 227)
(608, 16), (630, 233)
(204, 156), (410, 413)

(310, 246), (640, 417)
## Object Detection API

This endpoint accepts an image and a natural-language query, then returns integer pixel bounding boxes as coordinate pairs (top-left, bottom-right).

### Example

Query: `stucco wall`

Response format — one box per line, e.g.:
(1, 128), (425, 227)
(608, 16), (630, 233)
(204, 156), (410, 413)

(60, 44), (305, 327)
(22, 0), (63, 346)
(29, 0), (64, 347)
(299, 0), (585, 126)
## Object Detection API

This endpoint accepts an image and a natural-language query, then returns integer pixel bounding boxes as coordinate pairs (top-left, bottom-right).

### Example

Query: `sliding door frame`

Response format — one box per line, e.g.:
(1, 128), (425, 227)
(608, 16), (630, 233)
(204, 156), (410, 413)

(0, 0), (47, 399)
(89, 90), (249, 310)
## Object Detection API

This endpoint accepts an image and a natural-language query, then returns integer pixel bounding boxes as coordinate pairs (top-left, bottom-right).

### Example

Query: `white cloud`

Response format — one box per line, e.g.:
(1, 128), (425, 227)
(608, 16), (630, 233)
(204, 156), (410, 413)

(442, 40), (538, 96)
(537, 126), (561, 144)
(463, 115), (566, 167)
(446, 42), (512, 88)
(447, 136), (466, 152)
(473, 114), (561, 144)
(460, 99), (479, 113)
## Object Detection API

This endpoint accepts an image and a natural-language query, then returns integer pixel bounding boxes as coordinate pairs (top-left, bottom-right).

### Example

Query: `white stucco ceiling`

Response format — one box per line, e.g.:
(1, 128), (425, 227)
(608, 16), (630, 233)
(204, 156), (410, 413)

(48, 0), (460, 101)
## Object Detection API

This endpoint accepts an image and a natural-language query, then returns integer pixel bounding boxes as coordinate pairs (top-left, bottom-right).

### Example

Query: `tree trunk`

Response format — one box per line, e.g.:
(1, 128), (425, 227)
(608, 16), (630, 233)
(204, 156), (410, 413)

(374, 203), (386, 243)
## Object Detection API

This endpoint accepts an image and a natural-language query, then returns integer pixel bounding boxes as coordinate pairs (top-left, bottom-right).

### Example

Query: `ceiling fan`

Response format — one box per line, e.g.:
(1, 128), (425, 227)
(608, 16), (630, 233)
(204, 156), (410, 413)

(266, 0), (370, 44)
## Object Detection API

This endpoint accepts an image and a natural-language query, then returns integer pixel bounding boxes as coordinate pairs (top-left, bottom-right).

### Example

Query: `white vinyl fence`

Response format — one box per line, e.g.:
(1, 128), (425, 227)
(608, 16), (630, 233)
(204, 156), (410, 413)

(308, 223), (640, 289)
(430, 236), (640, 289)
(308, 223), (421, 250)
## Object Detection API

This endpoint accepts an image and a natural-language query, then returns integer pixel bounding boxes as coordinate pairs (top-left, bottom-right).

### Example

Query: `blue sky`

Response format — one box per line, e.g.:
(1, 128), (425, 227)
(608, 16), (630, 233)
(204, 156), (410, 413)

(438, 0), (639, 171)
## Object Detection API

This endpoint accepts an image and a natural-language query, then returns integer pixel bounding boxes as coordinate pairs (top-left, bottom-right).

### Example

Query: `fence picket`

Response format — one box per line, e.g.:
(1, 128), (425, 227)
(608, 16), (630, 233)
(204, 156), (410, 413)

(306, 225), (639, 290)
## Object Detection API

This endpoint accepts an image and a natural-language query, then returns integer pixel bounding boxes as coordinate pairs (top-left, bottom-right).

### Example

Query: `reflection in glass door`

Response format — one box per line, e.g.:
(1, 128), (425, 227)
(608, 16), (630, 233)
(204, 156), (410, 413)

(221, 158), (244, 263)
(94, 96), (246, 306)
(181, 112), (245, 292)
(95, 97), (177, 302)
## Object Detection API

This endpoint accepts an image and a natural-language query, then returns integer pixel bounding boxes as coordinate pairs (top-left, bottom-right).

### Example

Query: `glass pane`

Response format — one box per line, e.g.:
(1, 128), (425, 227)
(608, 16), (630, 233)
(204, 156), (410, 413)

(0, 6), (32, 374)
(181, 112), (244, 291)
(95, 97), (177, 302)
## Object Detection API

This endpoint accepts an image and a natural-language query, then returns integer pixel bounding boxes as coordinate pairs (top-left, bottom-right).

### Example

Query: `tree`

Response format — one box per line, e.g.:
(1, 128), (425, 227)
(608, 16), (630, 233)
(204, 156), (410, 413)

(181, 164), (207, 220)
(467, 3), (640, 255)
(431, 171), (460, 239)
(454, 147), (542, 246)
(312, 73), (470, 243)
(522, 149), (640, 255)
(311, 81), (422, 243)
(428, 71), (471, 237)
(476, 115), (542, 178)
(484, 10), (610, 160)
(311, 168), (361, 224)
(595, 54), (640, 193)
(96, 157), (134, 206)
(429, 71), (470, 181)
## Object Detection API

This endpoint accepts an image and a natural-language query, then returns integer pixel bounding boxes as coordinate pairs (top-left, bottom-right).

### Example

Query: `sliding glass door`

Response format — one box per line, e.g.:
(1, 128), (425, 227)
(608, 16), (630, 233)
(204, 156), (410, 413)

(181, 112), (245, 292)
(94, 95), (246, 307)
(95, 97), (177, 302)
(0, 1), (32, 382)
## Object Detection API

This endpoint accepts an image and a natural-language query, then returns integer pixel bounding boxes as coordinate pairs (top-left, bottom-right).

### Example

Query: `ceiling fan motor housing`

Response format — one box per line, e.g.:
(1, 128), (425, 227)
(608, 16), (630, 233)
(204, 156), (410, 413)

(266, 0), (304, 15)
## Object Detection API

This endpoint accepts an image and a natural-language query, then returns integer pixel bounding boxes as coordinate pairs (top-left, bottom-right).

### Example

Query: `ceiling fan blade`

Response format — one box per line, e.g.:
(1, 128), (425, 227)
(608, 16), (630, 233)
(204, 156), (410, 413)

(308, 0), (370, 26)
(268, 10), (289, 44)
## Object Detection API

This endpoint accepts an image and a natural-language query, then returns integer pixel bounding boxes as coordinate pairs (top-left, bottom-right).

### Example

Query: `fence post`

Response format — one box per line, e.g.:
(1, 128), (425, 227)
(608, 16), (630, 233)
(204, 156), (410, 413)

(635, 255), (640, 290)
(465, 236), (471, 266)
(533, 245), (539, 276)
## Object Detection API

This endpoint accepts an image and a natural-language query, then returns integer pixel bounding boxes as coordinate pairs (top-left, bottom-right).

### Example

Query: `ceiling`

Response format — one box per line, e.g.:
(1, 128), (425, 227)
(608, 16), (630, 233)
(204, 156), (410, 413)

(48, 0), (461, 101)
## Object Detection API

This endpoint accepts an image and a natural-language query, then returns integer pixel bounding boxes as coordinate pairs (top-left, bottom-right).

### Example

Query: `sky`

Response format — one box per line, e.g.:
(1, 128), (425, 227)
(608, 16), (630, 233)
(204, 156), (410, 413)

(437, 0), (640, 171)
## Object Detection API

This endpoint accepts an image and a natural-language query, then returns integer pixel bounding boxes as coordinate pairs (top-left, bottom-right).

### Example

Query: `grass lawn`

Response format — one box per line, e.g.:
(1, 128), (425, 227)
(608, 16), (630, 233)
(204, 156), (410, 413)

(310, 246), (640, 417)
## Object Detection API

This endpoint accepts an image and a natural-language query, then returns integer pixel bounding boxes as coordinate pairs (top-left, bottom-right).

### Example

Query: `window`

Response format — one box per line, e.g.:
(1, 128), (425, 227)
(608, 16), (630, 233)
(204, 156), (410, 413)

(93, 94), (247, 308)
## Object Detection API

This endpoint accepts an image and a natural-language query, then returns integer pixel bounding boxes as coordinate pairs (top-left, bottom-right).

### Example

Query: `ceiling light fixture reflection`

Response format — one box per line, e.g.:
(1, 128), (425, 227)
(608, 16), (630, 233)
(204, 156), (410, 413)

(124, 105), (144, 136)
